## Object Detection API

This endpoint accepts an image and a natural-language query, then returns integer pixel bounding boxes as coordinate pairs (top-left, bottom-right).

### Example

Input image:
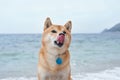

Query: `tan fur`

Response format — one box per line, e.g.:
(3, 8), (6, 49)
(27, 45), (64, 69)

(38, 17), (72, 80)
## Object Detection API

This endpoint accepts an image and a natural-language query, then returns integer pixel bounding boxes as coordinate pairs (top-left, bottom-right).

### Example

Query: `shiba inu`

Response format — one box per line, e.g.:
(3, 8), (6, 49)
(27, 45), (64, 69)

(38, 17), (72, 80)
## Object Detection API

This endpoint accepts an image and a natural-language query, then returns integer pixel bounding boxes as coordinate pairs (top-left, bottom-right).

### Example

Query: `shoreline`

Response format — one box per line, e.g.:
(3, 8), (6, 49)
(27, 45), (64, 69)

(0, 67), (120, 80)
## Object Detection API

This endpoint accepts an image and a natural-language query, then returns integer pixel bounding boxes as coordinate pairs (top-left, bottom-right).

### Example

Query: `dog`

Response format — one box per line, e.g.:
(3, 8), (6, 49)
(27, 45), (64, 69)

(38, 17), (72, 80)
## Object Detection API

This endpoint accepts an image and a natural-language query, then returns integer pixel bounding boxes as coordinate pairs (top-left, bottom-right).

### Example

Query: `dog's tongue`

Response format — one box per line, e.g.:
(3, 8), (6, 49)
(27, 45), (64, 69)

(57, 35), (65, 44)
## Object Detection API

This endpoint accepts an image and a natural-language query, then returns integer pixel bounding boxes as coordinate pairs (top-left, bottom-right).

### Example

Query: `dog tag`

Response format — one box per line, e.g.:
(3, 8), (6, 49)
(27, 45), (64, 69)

(56, 57), (62, 65)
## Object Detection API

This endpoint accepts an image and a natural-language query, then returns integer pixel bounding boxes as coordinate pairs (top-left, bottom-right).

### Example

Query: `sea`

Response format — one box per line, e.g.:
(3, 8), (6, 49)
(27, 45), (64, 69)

(0, 33), (120, 80)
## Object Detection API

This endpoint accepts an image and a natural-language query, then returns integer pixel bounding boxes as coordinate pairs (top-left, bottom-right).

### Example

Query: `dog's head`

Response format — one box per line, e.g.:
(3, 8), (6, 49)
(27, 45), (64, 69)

(41, 17), (72, 54)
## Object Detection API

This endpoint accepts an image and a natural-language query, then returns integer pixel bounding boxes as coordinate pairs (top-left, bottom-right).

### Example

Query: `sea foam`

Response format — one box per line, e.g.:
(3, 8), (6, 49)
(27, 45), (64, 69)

(73, 67), (120, 80)
(1, 67), (120, 80)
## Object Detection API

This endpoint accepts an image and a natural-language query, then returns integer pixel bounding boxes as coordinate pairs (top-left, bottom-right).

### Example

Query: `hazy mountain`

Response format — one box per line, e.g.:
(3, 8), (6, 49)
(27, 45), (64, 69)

(102, 23), (120, 33)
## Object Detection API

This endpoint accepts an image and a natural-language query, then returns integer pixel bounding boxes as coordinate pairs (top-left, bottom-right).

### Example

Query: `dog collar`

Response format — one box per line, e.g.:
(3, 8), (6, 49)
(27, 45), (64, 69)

(56, 52), (66, 65)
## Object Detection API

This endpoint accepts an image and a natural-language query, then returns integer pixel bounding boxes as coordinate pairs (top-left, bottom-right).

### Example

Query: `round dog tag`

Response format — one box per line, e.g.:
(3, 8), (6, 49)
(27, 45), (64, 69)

(56, 57), (62, 65)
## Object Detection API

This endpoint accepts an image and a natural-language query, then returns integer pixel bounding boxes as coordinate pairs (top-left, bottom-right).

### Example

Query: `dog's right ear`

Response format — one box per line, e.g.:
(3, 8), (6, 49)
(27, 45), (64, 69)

(44, 17), (52, 31)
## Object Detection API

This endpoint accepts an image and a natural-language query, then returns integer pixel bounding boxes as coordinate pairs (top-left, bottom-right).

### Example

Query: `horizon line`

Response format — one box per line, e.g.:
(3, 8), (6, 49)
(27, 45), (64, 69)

(0, 32), (101, 34)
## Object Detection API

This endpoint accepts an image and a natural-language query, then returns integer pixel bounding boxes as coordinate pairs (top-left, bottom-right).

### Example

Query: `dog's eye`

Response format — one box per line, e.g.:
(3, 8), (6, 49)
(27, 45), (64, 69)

(63, 31), (66, 34)
(51, 30), (57, 33)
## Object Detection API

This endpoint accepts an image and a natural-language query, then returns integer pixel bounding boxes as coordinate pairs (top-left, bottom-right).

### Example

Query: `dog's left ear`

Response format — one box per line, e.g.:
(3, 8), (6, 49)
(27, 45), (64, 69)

(64, 21), (72, 32)
(44, 17), (52, 31)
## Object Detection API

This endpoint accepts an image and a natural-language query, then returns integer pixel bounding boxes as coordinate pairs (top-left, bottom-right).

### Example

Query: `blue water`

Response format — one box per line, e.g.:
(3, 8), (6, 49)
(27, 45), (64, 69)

(0, 33), (120, 79)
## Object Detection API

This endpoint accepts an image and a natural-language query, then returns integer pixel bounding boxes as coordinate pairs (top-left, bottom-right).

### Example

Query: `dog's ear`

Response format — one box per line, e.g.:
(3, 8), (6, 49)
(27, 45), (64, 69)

(44, 17), (52, 31)
(64, 21), (72, 32)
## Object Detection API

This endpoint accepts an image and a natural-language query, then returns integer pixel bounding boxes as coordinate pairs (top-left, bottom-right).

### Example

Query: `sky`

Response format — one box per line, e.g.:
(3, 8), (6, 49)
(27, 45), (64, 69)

(0, 0), (120, 34)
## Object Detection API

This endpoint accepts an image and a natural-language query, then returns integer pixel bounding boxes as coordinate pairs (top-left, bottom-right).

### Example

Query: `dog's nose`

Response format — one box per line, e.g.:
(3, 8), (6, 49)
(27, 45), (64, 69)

(59, 33), (65, 36)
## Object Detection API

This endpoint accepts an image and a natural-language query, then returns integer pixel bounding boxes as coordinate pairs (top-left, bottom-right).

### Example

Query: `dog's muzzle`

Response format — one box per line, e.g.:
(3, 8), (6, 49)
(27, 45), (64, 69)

(54, 33), (65, 47)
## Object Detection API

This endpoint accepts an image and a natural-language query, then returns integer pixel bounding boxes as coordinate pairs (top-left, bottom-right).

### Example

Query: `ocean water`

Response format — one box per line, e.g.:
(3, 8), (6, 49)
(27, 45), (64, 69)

(0, 33), (120, 80)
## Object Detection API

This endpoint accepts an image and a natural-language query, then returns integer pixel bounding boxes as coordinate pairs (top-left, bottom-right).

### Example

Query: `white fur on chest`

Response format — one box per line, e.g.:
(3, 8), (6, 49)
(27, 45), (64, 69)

(47, 53), (57, 68)
(38, 64), (70, 80)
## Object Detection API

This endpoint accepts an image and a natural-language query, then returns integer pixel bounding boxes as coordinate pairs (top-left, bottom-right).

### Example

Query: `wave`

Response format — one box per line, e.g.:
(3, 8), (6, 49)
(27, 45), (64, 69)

(73, 67), (120, 80)
(1, 67), (120, 80)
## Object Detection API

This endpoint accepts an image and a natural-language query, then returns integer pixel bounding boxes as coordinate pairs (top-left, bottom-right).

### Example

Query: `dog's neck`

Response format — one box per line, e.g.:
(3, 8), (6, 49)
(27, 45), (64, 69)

(57, 51), (66, 57)
(44, 46), (66, 56)
(42, 47), (68, 68)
